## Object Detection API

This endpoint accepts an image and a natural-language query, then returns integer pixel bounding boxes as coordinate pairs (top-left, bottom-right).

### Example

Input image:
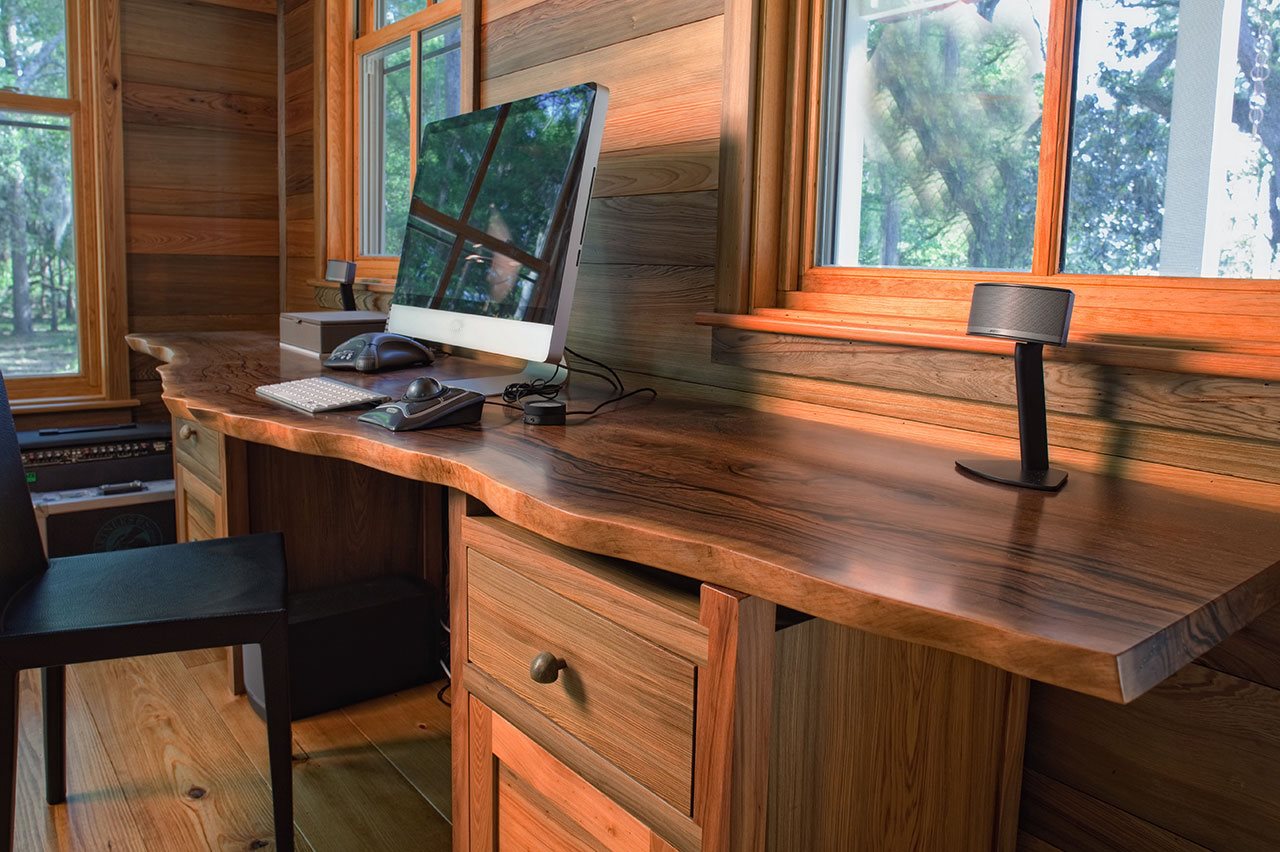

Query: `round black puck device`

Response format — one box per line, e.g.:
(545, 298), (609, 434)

(523, 399), (566, 425)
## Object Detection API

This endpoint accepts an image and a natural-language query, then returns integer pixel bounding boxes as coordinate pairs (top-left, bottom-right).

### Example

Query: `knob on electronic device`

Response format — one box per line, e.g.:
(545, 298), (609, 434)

(955, 283), (1075, 492)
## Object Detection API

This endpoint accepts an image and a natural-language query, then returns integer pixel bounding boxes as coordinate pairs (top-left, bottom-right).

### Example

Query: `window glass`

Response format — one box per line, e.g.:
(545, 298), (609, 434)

(0, 0), (69, 98)
(1063, 0), (1280, 278)
(0, 110), (78, 377)
(420, 17), (462, 135)
(818, 0), (1050, 271)
(378, 0), (427, 28)
(360, 38), (412, 256)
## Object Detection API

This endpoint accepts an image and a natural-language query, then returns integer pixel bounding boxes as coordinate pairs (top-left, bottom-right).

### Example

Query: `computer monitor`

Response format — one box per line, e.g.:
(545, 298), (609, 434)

(385, 82), (608, 385)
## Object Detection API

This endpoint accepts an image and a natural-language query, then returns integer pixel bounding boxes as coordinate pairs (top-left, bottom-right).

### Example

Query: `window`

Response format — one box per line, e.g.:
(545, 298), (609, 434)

(709, 0), (1280, 379)
(0, 0), (127, 404)
(819, 0), (1049, 271)
(334, 0), (469, 278)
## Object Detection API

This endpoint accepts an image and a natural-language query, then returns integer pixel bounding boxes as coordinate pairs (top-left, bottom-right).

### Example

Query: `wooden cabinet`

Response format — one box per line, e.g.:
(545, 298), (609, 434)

(468, 697), (676, 852)
(171, 416), (248, 691)
(450, 494), (1030, 852)
(173, 416), (240, 543)
(451, 501), (768, 852)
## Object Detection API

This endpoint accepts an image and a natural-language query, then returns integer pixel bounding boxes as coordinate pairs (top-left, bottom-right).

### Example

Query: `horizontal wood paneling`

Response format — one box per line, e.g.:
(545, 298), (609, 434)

(121, 0), (279, 400)
(126, 213), (277, 256)
(593, 140), (719, 198)
(121, 53), (277, 98)
(582, 192), (718, 267)
(483, 16), (723, 154)
(125, 186), (279, 219)
(121, 0), (276, 70)
(123, 80), (277, 133)
(281, 0), (318, 312)
(123, 126), (278, 194)
(1025, 662), (1280, 851)
(1196, 605), (1280, 691)
(482, 0), (723, 79)
(1019, 771), (1210, 852)
(126, 255), (280, 317)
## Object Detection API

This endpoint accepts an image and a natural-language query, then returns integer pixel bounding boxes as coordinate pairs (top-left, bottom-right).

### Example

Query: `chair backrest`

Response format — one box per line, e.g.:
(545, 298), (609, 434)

(0, 371), (48, 609)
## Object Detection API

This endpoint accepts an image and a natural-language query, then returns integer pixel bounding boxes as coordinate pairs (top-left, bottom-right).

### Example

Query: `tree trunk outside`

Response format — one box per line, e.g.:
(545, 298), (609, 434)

(9, 177), (33, 336)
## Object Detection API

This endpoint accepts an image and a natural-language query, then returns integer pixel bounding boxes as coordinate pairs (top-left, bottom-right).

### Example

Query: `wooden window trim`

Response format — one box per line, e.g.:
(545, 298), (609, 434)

(324, 0), (478, 287)
(6, 0), (131, 410)
(701, 0), (1280, 381)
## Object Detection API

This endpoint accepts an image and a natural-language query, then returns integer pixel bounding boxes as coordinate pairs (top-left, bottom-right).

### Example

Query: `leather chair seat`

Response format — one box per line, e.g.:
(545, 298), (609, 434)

(1, 535), (286, 638)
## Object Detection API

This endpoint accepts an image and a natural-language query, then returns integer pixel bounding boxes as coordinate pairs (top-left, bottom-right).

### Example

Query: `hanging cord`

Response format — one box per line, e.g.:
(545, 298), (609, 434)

(485, 348), (656, 417)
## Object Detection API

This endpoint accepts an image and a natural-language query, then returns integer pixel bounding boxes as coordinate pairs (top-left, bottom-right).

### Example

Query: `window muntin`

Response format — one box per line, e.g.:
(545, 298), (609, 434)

(1063, 0), (1280, 279)
(360, 38), (413, 256)
(817, 0), (1050, 272)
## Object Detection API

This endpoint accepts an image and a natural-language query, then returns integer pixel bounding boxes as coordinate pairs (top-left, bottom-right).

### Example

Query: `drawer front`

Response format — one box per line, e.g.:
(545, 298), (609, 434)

(178, 465), (220, 541)
(173, 417), (222, 490)
(468, 550), (696, 813)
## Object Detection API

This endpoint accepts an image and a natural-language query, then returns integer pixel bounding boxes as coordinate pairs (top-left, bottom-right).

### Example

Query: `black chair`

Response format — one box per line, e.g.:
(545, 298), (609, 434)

(0, 372), (293, 851)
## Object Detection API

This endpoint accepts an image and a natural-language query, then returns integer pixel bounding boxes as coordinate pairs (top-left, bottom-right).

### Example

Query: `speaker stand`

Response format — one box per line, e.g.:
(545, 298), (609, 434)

(956, 341), (1068, 492)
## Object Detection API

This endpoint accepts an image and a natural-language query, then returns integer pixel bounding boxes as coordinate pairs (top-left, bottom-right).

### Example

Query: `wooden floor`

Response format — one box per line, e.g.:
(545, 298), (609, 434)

(14, 649), (453, 851)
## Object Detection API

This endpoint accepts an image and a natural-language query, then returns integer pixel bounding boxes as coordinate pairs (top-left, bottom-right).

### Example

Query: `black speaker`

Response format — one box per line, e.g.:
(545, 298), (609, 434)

(956, 283), (1075, 491)
(242, 574), (439, 720)
(967, 283), (1073, 346)
(325, 259), (359, 312)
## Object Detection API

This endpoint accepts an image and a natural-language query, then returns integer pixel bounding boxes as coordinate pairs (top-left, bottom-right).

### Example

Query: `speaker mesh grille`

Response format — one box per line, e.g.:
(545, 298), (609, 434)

(967, 284), (1074, 346)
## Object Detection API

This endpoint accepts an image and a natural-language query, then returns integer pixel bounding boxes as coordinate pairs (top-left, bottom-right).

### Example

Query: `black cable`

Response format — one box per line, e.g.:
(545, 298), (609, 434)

(564, 386), (657, 417)
(436, 681), (450, 707)
(565, 346), (625, 393)
(486, 349), (656, 418)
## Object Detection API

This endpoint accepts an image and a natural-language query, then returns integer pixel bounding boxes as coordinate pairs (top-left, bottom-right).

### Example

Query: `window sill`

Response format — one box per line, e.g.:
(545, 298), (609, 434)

(11, 396), (141, 416)
(695, 311), (1280, 381)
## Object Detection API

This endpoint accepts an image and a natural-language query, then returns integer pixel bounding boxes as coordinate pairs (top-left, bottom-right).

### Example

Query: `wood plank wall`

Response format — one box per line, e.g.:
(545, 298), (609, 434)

(120, 0), (280, 418)
(276, 1), (1280, 847)
(282, 0), (320, 312)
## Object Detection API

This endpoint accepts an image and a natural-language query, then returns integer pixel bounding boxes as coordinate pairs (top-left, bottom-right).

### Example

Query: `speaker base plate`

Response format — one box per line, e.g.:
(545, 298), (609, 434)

(955, 459), (1068, 492)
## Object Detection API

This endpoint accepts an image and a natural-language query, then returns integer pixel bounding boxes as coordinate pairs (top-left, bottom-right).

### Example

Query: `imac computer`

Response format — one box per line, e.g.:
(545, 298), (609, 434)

(385, 82), (609, 394)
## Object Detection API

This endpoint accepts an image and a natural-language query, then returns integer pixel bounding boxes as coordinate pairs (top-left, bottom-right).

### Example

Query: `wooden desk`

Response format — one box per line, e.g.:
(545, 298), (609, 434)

(129, 331), (1280, 850)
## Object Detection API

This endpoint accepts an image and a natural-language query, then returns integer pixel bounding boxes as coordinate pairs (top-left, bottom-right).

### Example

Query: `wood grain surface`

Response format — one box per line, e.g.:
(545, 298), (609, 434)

(128, 331), (1280, 703)
(467, 551), (697, 811)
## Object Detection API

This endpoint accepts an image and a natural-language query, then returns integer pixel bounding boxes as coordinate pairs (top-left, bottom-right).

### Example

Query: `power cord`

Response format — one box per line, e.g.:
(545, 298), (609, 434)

(487, 348), (656, 418)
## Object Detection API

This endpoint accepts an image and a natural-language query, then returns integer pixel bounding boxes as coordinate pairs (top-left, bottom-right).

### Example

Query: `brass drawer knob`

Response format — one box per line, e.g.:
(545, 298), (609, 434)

(179, 424), (197, 441)
(529, 651), (566, 684)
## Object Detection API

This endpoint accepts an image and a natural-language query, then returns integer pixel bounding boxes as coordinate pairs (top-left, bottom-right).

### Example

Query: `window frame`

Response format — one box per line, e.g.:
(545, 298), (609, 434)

(704, 0), (1280, 381)
(1, 0), (130, 409)
(325, 0), (476, 285)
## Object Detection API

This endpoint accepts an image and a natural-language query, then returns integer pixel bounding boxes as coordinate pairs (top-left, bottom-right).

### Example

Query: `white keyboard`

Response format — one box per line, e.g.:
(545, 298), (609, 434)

(255, 377), (390, 414)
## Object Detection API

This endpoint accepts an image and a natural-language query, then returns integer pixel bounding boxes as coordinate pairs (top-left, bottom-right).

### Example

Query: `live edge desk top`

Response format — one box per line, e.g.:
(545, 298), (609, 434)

(129, 331), (1280, 704)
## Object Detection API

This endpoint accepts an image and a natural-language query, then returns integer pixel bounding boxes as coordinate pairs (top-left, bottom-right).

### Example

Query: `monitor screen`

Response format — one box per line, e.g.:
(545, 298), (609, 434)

(392, 83), (599, 327)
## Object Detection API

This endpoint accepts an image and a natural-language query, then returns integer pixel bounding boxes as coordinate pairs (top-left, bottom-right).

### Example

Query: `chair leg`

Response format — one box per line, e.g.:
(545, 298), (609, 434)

(0, 670), (18, 852)
(260, 620), (293, 852)
(42, 667), (66, 805)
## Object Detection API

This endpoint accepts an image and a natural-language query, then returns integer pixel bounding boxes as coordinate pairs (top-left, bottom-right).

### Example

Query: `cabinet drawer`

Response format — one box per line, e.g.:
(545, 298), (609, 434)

(173, 417), (222, 490)
(467, 549), (697, 813)
(178, 465), (220, 541)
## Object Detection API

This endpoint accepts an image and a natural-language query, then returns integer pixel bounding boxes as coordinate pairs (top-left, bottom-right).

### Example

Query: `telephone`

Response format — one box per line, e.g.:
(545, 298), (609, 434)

(324, 333), (435, 373)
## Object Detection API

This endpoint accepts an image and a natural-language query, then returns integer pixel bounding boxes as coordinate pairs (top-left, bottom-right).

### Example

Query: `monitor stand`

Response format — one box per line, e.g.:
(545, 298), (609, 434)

(447, 358), (567, 397)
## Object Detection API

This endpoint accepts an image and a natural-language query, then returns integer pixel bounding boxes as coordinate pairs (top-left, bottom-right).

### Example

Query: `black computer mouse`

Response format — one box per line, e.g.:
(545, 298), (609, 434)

(405, 376), (446, 401)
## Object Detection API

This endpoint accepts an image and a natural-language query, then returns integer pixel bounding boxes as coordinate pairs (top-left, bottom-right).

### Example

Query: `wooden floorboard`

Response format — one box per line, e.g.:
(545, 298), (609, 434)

(13, 654), (454, 851)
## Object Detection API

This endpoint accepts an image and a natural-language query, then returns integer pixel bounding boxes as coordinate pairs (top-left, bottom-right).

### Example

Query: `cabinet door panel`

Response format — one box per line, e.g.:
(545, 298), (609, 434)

(469, 696), (665, 852)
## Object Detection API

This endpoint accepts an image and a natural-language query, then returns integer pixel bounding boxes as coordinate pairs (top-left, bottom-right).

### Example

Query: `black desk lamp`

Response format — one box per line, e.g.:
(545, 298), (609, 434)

(326, 260), (358, 311)
(955, 283), (1075, 491)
